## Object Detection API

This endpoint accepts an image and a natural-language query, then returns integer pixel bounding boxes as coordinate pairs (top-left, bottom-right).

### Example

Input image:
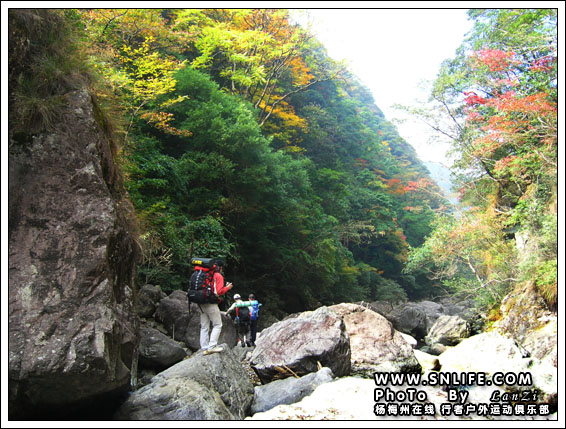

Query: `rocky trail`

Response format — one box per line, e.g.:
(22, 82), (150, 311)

(109, 289), (557, 421)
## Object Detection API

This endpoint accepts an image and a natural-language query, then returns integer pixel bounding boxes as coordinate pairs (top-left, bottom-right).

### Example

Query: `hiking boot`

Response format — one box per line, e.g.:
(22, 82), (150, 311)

(203, 345), (224, 355)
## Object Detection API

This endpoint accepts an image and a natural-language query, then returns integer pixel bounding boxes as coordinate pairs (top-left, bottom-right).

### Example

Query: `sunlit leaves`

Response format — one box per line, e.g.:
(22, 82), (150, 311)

(140, 111), (192, 137)
(120, 37), (181, 102)
(409, 9), (558, 310)
(180, 9), (341, 128)
(80, 9), (188, 52)
(405, 211), (516, 308)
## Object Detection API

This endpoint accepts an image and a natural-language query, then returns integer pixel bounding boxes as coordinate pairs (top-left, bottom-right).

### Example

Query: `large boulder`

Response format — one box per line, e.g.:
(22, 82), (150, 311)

(116, 378), (233, 420)
(439, 296), (475, 318)
(250, 307), (350, 384)
(115, 345), (254, 420)
(135, 284), (167, 318)
(492, 281), (557, 409)
(438, 331), (557, 407)
(362, 300), (396, 318)
(425, 315), (470, 347)
(251, 367), (334, 414)
(138, 326), (187, 371)
(329, 303), (421, 375)
(247, 376), (472, 421)
(417, 300), (446, 321)
(155, 290), (237, 351)
(527, 344), (558, 407)
(386, 303), (429, 340)
(521, 318), (557, 363)
(8, 90), (139, 419)
(154, 290), (194, 343)
(438, 296), (485, 334)
(438, 331), (529, 376)
(389, 300), (446, 340)
(248, 377), (377, 420)
(248, 372), (549, 421)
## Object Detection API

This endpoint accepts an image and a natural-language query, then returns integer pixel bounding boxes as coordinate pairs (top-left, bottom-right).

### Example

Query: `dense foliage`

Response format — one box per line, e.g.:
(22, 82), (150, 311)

(52, 8), (444, 315)
(404, 9), (558, 313)
(12, 9), (555, 319)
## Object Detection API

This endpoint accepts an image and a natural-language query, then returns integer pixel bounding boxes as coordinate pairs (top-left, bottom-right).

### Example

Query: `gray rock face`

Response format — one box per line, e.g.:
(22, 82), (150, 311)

(251, 367), (334, 414)
(362, 300), (396, 317)
(116, 378), (233, 420)
(330, 303), (421, 375)
(154, 290), (196, 344)
(8, 90), (139, 419)
(135, 284), (167, 318)
(165, 346), (254, 419)
(138, 326), (187, 370)
(155, 290), (237, 351)
(425, 314), (470, 347)
(386, 304), (429, 339)
(495, 282), (557, 360)
(387, 301), (444, 340)
(115, 345), (254, 420)
(417, 300), (445, 319)
(250, 307), (351, 384)
(492, 282), (557, 408)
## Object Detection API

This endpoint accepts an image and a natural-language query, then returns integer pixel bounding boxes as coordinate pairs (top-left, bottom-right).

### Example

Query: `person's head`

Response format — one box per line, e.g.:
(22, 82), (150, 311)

(233, 294), (242, 301)
(214, 258), (225, 272)
(248, 294), (256, 301)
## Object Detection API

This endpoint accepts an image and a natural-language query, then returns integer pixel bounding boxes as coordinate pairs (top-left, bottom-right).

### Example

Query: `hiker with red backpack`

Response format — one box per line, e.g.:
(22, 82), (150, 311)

(187, 258), (233, 355)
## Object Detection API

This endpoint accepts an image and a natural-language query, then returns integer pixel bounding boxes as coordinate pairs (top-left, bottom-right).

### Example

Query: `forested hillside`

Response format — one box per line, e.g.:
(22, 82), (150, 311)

(404, 9), (557, 316)
(12, 8), (440, 315)
(8, 8), (556, 319)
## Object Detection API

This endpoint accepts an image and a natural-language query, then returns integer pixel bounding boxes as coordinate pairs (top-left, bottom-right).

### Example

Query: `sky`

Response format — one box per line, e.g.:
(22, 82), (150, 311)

(292, 8), (474, 166)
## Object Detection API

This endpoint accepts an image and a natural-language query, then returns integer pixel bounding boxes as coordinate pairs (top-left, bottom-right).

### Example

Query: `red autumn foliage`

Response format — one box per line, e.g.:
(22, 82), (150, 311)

(529, 55), (554, 72)
(404, 178), (432, 192)
(463, 91), (486, 106)
(472, 49), (518, 72)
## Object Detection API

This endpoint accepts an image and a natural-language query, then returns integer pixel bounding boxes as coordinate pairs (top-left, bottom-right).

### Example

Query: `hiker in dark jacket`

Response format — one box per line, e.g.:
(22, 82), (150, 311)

(227, 294), (251, 347)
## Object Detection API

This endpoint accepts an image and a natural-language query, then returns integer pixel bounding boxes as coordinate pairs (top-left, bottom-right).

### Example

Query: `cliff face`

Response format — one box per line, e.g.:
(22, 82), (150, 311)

(493, 233), (557, 366)
(8, 90), (140, 419)
(493, 193), (557, 368)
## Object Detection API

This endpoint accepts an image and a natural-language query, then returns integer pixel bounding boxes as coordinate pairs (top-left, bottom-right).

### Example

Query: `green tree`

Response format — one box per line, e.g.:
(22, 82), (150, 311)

(60, 8), (444, 311)
(406, 9), (557, 310)
(175, 9), (344, 126)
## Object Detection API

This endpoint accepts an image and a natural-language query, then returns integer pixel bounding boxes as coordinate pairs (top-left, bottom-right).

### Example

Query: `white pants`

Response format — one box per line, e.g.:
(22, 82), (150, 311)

(199, 303), (222, 350)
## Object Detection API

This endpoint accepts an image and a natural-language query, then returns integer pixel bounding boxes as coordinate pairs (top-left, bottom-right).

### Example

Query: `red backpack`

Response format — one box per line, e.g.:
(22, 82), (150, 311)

(187, 258), (220, 305)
